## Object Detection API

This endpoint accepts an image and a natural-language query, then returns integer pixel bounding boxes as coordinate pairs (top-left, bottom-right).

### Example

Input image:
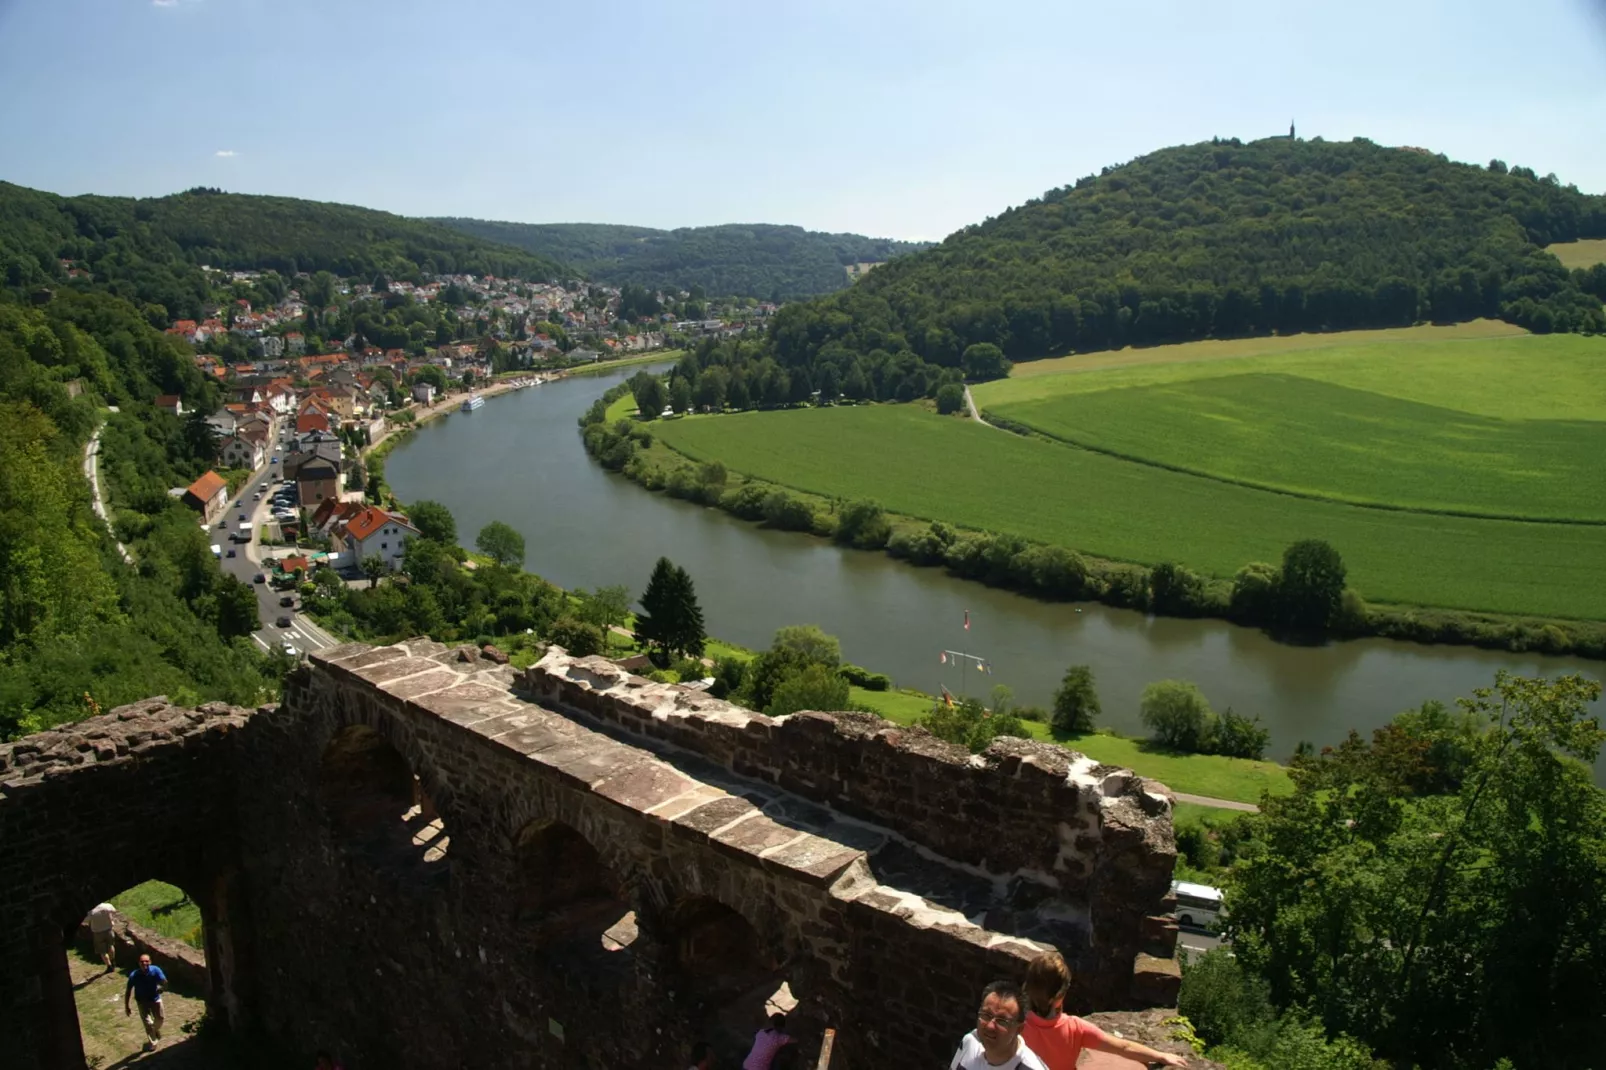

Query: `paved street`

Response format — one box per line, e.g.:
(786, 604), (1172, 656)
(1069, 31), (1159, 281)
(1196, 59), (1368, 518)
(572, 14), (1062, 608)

(213, 446), (341, 657)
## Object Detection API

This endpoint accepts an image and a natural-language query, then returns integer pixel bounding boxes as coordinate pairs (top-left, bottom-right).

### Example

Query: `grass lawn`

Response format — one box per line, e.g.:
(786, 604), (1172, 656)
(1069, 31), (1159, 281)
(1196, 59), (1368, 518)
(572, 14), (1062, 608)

(568, 350), (683, 377)
(989, 372), (1606, 521)
(1546, 239), (1606, 270)
(847, 687), (1286, 805)
(112, 880), (204, 949)
(654, 404), (1606, 620)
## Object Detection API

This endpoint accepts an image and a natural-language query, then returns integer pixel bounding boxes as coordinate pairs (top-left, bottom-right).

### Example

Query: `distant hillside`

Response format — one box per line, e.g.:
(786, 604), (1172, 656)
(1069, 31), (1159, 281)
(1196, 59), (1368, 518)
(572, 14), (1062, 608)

(768, 136), (1606, 366)
(428, 218), (930, 299)
(0, 183), (569, 320)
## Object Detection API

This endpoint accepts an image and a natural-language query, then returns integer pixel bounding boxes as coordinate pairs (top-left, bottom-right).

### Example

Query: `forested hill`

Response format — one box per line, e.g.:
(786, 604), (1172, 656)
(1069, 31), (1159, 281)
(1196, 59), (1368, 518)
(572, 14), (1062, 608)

(0, 182), (569, 321)
(427, 218), (930, 299)
(769, 136), (1606, 365)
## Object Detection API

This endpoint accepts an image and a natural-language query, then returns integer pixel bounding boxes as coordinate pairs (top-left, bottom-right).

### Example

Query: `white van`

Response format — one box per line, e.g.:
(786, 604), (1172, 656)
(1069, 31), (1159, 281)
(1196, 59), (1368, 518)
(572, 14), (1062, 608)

(1172, 880), (1225, 930)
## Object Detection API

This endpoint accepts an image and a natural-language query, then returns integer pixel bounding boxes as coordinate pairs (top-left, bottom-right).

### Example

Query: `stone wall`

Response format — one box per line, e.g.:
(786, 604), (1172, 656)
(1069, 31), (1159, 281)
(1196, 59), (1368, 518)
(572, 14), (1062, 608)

(521, 648), (1180, 1007)
(0, 697), (256, 1070)
(0, 641), (1185, 1070)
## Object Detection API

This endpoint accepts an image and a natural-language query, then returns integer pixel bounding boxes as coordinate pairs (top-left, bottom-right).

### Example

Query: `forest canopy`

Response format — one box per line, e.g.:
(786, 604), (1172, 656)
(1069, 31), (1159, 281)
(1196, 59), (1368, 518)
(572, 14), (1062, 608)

(0, 182), (570, 322)
(429, 218), (930, 300)
(765, 136), (1606, 370)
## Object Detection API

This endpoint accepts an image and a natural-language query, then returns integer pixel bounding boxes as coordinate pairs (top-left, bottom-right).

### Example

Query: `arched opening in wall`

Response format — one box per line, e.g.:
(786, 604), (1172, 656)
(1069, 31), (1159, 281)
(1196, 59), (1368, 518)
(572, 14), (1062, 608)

(514, 821), (636, 989)
(668, 896), (828, 1067)
(320, 724), (449, 875)
(55, 877), (255, 1068)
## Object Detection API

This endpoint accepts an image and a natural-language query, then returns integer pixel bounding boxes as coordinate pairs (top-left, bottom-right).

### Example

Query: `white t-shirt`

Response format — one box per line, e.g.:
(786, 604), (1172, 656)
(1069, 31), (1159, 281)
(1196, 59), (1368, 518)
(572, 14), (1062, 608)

(949, 1032), (1050, 1070)
(88, 903), (116, 933)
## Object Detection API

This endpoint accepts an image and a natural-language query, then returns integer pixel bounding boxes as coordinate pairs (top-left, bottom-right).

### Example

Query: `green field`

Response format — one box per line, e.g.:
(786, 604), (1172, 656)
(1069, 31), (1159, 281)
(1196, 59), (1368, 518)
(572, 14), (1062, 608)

(653, 403), (1606, 620)
(1547, 238), (1606, 270)
(989, 372), (1606, 521)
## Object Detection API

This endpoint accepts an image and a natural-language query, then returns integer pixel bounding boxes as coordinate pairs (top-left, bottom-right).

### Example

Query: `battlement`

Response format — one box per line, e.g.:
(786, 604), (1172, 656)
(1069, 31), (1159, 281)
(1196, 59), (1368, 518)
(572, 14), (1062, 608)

(0, 641), (1182, 1070)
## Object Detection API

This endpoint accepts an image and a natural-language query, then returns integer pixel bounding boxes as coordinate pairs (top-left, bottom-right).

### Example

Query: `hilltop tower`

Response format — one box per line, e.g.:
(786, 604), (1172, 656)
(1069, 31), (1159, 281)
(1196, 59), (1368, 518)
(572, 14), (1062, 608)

(1290, 120), (1297, 139)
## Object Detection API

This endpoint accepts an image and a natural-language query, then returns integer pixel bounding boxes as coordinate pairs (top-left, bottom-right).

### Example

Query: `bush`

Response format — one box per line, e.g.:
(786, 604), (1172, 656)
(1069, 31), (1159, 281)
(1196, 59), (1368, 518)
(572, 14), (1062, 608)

(920, 697), (1029, 753)
(1179, 950), (1275, 1049)
(548, 616), (605, 658)
(1151, 561), (1208, 616)
(935, 382), (966, 414)
(839, 663), (892, 690)
(834, 499), (892, 549)
(761, 490), (815, 531)
(1214, 707), (1270, 760)
(766, 663), (851, 716)
(1140, 680), (1215, 751)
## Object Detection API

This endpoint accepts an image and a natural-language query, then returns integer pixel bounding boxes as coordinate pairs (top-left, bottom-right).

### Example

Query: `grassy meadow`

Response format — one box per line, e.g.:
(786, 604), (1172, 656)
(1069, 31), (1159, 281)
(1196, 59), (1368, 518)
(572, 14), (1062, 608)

(1547, 239), (1606, 270)
(655, 403), (1606, 620)
(989, 372), (1606, 521)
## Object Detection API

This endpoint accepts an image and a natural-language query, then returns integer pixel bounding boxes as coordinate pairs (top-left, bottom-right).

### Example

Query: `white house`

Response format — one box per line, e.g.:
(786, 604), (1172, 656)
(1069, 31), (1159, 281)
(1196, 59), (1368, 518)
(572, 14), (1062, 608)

(336, 506), (420, 572)
(411, 382), (436, 405)
(219, 433), (266, 471)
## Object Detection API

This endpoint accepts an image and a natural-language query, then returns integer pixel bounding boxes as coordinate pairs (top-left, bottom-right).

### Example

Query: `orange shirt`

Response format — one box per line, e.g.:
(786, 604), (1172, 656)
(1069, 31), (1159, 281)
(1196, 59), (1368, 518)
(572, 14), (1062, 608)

(1021, 1011), (1109, 1070)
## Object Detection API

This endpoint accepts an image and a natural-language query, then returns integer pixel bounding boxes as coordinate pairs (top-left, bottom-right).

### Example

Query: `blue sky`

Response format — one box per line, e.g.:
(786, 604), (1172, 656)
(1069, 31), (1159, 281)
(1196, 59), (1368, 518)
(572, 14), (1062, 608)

(1, 0), (1604, 240)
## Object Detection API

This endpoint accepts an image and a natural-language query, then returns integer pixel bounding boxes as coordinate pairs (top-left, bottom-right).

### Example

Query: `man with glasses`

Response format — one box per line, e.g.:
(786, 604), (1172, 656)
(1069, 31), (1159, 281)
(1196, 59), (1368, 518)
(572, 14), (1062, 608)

(950, 980), (1050, 1069)
(123, 953), (168, 1051)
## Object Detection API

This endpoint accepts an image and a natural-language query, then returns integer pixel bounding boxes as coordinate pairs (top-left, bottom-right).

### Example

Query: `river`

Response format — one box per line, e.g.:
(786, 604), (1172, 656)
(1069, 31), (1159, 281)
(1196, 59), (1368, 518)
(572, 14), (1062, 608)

(386, 364), (1605, 776)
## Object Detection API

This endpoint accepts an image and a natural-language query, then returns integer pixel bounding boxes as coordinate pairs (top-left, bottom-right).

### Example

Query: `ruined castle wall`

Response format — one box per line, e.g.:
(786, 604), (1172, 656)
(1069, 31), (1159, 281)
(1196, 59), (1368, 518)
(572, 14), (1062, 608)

(0, 699), (255, 1070)
(237, 641), (1054, 1068)
(522, 650), (1179, 1007)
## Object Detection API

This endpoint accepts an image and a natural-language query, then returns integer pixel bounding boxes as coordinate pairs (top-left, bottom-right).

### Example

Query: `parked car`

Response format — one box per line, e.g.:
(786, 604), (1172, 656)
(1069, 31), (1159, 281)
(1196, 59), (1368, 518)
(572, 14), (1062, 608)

(281, 642), (299, 658)
(226, 548), (237, 558)
(275, 615), (292, 628)
(252, 573), (265, 584)
(238, 513), (247, 522)
(218, 519), (227, 529)
(279, 595), (295, 608)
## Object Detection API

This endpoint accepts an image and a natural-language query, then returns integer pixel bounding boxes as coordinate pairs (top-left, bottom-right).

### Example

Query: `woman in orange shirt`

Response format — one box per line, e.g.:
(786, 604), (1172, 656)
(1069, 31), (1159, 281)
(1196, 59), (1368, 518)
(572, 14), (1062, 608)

(1020, 952), (1189, 1069)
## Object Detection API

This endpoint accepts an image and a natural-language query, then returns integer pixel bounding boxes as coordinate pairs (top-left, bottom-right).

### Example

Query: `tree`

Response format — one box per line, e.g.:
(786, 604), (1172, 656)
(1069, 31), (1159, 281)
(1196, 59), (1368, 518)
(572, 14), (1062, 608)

(842, 363), (871, 402)
(1229, 672), (1606, 1070)
(935, 382), (966, 414)
(1277, 539), (1347, 633)
(632, 375), (668, 419)
(576, 583), (631, 645)
(413, 364), (447, 394)
(669, 376), (693, 415)
(635, 557), (705, 659)
(409, 499), (457, 545)
(961, 343), (1011, 381)
(549, 615), (605, 657)
(213, 574), (260, 639)
(1140, 679), (1214, 751)
(475, 520), (525, 568)
(360, 554), (388, 589)
(770, 624), (841, 668)
(988, 684), (1014, 716)
(833, 499), (891, 549)
(1051, 665), (1100, 734)
(766, 663), (851, 716)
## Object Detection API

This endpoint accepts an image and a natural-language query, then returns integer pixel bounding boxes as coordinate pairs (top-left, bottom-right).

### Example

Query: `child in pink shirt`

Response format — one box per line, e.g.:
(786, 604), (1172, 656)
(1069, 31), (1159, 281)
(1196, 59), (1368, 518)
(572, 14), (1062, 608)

(1021, 952), (1188, 1069)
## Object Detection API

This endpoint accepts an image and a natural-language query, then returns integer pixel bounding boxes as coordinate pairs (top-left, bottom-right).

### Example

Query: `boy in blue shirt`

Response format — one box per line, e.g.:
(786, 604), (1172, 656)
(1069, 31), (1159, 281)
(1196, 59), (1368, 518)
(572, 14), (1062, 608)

(124, 954), (167, 1050)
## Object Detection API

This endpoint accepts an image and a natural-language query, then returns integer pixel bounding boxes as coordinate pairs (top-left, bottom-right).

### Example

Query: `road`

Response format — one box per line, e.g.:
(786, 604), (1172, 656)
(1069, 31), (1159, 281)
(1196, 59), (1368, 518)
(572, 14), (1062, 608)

(213, 441), (342, 657)
(84, 413), (132, 565)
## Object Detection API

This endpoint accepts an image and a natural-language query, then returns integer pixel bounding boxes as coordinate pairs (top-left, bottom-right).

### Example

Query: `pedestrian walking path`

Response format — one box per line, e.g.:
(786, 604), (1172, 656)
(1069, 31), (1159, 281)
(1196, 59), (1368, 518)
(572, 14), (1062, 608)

(84, 417), (133, 565)
(1172, 791), (1259, 813)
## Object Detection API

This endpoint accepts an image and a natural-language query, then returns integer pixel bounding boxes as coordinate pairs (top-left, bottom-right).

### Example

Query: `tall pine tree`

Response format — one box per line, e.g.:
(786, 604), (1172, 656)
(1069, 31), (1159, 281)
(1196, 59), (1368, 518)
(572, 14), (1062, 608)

(636, 557), (705, 660)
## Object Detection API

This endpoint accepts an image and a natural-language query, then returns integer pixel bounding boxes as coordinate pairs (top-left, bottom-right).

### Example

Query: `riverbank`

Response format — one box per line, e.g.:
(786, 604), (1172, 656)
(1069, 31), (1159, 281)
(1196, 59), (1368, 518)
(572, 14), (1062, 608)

(585, 392), (1606, 661)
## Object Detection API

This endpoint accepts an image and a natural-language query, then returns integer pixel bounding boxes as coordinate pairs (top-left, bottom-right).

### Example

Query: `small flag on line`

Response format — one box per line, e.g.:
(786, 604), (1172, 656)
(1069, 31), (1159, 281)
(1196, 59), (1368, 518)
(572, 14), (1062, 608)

(940, 651), (948, 664)
(940, 685), (956, 709)
(964, 610), (970, 631)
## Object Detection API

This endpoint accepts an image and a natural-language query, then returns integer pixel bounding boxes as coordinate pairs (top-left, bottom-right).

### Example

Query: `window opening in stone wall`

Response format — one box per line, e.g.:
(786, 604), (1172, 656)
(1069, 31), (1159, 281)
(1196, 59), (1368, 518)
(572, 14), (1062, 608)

(514, 821), (635, 987)
(320, 724), (449, 872)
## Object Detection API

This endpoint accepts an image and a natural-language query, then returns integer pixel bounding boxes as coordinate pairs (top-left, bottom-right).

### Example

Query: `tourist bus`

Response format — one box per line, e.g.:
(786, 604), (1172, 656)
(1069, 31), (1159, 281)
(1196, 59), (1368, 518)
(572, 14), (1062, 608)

(1171, 880), (1225, 930)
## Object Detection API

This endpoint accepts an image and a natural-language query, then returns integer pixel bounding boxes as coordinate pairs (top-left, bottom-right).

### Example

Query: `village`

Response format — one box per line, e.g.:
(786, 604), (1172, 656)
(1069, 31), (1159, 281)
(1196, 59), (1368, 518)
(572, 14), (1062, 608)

(165, 266), (772, 599)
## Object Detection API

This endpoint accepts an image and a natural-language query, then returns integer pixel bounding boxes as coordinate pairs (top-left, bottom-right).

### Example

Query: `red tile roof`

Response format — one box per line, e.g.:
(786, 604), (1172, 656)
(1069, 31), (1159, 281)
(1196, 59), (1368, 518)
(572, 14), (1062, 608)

(185, 470), (227, 503)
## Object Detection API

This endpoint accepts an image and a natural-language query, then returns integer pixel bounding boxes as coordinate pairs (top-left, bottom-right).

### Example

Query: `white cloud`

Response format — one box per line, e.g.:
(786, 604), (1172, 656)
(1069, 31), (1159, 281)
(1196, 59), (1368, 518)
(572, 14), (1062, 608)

(152, 0), (179, 7)
(215, 149), (238, 158)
